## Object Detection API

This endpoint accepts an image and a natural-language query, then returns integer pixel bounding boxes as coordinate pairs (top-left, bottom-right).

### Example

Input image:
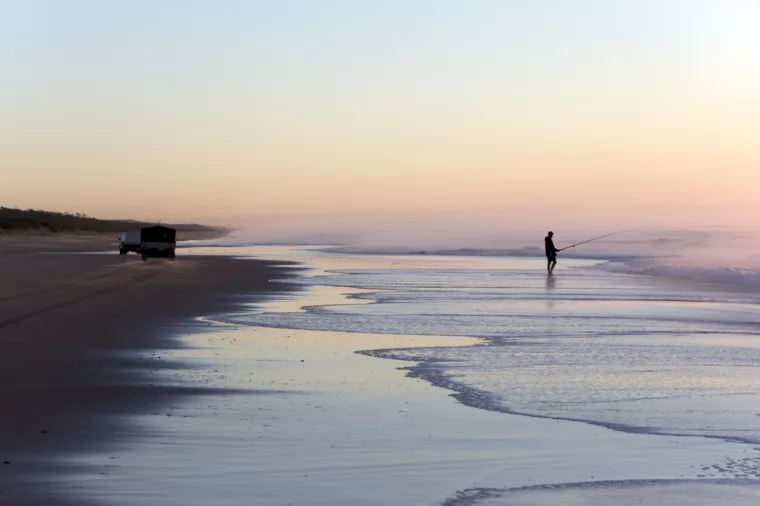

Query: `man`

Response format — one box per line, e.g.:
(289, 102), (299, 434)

(545, 231), (559, 275)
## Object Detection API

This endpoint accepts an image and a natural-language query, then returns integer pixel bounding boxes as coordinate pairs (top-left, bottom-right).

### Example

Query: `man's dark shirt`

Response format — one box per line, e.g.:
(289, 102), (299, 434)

(545, 236), (558, 260)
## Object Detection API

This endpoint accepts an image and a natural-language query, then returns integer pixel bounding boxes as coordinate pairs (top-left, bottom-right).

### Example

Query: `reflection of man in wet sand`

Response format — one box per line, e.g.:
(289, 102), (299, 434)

(545, 231), (559, 275)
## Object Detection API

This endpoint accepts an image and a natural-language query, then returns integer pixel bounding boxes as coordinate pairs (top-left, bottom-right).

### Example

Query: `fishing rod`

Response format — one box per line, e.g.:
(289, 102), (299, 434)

(558, 230), (629, 252)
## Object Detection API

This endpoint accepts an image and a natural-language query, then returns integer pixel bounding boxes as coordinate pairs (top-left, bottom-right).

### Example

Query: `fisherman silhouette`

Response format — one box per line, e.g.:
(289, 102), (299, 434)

(545, 231), (559, 275)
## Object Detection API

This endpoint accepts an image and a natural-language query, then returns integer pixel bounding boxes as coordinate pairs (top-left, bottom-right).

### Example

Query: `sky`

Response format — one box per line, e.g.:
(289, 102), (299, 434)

(1, 0), (758, 233)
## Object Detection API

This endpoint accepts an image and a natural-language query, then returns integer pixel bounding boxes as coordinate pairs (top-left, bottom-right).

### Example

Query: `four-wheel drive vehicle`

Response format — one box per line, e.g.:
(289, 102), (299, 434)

(118, 225), (177, 261)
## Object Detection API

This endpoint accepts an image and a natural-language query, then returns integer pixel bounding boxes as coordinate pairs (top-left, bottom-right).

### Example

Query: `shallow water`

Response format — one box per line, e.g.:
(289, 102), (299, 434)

(63, 246), (760, 505)
(447, 480), (760, 506)
(64, 326), (760, 506)
(212, 248), (760, 443)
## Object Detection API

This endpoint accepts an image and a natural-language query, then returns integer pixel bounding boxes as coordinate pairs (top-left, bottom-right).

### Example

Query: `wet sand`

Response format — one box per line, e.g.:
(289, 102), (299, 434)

(95, 246), (757, 506)
(61, 289), (760, 506)
(0, 236), (296, 505)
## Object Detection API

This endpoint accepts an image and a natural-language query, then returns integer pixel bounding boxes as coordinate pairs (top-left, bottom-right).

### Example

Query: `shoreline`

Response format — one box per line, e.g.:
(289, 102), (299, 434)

(60, 319), (760, 505)
(5, 242), (760, 505)
(0, 237), (297, 505)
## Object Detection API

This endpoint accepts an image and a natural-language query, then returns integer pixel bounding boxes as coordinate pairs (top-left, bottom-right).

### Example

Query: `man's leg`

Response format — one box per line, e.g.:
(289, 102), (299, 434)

(547, 259), (552, 274)
(550, 259), (557, 274)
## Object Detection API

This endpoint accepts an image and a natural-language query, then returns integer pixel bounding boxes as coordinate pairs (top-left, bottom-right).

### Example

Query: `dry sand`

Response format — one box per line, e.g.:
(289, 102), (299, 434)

(0, 235), (296, 505)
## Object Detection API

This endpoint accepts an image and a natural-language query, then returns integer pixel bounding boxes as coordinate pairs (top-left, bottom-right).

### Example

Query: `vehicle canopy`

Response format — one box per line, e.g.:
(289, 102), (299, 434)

(140, 225), (176, 243)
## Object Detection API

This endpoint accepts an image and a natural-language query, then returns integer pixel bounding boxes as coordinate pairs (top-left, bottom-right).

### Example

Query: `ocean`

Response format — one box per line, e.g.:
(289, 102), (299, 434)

(216, 244), (760, 445)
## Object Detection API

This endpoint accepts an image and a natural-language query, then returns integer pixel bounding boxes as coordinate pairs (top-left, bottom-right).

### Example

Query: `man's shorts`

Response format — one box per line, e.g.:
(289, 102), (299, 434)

(547, 256), (557, 262)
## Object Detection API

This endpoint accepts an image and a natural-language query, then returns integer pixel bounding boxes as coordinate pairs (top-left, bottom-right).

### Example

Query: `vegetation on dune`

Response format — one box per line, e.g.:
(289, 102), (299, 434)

(0, 207), (219, 234)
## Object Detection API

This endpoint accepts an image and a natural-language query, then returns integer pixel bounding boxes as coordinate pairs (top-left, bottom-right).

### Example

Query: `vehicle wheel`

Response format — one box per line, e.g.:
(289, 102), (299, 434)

(141, 255), (147, 262)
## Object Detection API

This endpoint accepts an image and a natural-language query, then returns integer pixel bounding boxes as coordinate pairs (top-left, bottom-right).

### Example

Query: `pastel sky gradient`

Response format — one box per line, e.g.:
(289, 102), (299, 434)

(1, 1), (758, 228)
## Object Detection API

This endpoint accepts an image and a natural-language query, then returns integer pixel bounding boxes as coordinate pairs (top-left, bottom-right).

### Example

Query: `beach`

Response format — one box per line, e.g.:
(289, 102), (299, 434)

(3, 241), (760, 505)
(0, 236), (295, 505)
(4, 2), (757, 503)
